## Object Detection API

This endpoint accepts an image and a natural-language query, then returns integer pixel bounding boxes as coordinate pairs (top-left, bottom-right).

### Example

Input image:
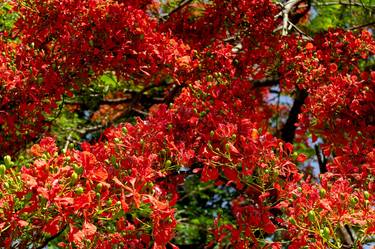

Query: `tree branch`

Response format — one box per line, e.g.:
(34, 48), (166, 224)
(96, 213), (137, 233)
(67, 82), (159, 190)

(338, 224), (355, 249)
(73, 124), (107, 135)
(164, 84), (185, 104)
(275, 0), (312, 38)
(160, 0), (194, 20)
(288, 20), (313, 41)
(251, 77), (280, 88)
(36, 225), (67, 249)
(65, 84), (165, 106)
(281, 0), (302, 36)
(314, 144), (327, 174)
(281, 89), (308, 143)
(348, 21), (375, 30)
(65, 95), (163, 106)
(314, 1), (375, 8)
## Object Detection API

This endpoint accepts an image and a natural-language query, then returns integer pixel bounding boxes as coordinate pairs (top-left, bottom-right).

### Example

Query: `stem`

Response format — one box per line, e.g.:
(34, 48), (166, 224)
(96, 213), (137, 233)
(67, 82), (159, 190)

(314, 1), (375, 8)
(36, 224), (67, 249)
(281, 89), (308, 143)
(315, 144), (327, 174)
(160, 0), (194, 20)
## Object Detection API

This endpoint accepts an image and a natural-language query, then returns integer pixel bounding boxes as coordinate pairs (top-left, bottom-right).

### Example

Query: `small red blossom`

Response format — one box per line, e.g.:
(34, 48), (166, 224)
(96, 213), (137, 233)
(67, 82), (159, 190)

(329, 63), (338, 72)
(305, 42), (314, 50)
(296, 153), (307, 162)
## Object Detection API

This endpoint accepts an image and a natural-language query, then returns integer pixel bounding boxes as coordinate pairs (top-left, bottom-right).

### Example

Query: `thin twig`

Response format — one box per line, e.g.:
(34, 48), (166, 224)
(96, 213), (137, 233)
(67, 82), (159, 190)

(314, 144), (327, 174)
(348, 21), (375, 30)
(63, 133), (72, 152)
(77, 85), (161, 134)
(223, 36), (237, 42)
(338, 224), (355, 248)
(47, 95), (65, 122)
(281, 0), (302, 36)
(65, 84), (165, 106)
(72, 124), (106, 135)
(314, 1), (375, 8)
(132, 108), (148, 116)
(36, 225), (67, 249)
(65, 96), (163, 105)
(160, 0), (194, 20)
(252, 76), (280, 88)
(288, 20), (314, 40)
(178, 183), (215, 202)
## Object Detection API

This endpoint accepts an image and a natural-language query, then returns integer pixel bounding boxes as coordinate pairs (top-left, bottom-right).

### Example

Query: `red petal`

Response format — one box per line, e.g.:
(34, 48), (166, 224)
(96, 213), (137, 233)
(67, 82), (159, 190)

(306, 42), (314, 50)
(121, 190), (129, 212)
(296, 153), (307, 162)
(285, 143), (294, 154)
(90, 167), (108, 182)
(82, 222), (97, 237)
(43, 218), (60, 236)
(223, 167), (238, 181)
(263, 222), (276, 234)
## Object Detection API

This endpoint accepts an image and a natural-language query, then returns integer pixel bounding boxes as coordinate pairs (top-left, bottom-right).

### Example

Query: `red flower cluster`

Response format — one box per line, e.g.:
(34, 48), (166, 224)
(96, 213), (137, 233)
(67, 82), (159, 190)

(0, 0), (193, 155)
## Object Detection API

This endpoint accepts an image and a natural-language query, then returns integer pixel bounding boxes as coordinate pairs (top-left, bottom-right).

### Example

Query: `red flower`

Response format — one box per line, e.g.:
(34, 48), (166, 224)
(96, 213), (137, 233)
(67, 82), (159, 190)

(305, 42), (314, 50)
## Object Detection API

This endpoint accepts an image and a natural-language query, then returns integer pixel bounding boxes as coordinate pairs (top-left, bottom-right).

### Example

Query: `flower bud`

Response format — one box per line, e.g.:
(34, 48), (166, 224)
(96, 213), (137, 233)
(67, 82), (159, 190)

(146, 182), (154, 188)
(292, 152), (298, 159)
(319, 188), (326, 198)
(4, 155), (12, 168)
(364, 200), (370, 208)
(0, 164), (6, 176)
(225, 143), (230, 151)
(207, 142), (213, 150)
(75, 187), (84, 195)
(71, 172), (78, 184)
(308, 210), (315, 222)
(165, 160), (172, 168)
(289, 217), (297, 225)
(321, 227), (330, 239)
(96, 183), (103, 192)
(74, 164), (84, 175)
(350, 196), (359, 206)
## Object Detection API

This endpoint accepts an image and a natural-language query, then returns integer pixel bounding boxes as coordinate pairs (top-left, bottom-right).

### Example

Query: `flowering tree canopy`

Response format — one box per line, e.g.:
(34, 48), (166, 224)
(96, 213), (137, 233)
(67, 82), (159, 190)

(0, 0), (374, 248)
